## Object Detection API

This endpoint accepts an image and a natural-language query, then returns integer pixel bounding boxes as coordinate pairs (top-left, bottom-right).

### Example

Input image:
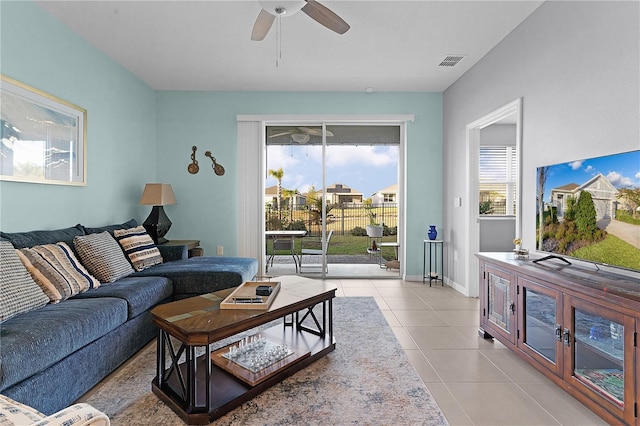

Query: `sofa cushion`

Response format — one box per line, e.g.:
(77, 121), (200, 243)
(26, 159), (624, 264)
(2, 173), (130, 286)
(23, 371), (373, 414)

(72, 276), (172, 319)
(17, 244), (100, 303)
(73, 232), (134, 283)
(81, 219), (138, 236)
(0, 297), (128, 391)
(133, 256), (258, 296)
(157, 244), (188, 262)
(113, 226), (162, 271)
(0, 224), (85, 249)
(0, 241), (49, 323)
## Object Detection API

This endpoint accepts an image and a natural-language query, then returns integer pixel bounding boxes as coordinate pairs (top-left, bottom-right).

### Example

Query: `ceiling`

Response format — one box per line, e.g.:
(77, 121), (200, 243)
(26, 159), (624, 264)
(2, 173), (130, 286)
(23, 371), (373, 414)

(35, 1), (544, 92)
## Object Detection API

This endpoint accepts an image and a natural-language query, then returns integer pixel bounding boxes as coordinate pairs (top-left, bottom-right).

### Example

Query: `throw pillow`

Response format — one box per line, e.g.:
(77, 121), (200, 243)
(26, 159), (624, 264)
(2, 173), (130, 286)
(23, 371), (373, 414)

(18, 243), (100, 302)
(113, 226), (163, 271)
(73, 232), (134, 283)
(0, 241), (49, 323)
(0, 394), (45, 425)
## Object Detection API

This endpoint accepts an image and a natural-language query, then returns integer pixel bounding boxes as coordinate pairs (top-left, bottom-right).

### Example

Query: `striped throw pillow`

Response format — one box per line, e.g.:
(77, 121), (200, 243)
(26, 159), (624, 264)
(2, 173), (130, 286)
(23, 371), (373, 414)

(114, 226), (163, 271)
(73, 232), (134, 283)
(0, 241), (49, 322)
(18, 242), (100, 302)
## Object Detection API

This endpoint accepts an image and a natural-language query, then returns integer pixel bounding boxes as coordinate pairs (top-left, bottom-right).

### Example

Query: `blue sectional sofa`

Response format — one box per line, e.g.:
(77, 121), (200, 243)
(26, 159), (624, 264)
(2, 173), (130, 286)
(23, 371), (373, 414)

(0, 220), (258, 415)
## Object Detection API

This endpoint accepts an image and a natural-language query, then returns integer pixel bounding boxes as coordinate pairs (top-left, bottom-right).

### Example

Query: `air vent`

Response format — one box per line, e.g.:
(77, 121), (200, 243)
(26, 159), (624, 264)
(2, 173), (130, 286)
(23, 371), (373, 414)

(439, 55), (465, 67)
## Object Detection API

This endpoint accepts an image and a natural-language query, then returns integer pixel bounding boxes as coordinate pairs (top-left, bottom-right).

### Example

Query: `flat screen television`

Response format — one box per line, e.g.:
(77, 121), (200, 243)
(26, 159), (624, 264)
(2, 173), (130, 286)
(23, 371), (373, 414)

(535, 149), (640, 273)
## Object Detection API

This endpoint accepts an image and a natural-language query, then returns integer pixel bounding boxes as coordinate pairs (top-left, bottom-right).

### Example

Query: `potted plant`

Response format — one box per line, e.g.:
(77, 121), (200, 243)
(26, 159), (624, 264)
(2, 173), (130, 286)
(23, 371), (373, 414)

(365, 202), (383, 238)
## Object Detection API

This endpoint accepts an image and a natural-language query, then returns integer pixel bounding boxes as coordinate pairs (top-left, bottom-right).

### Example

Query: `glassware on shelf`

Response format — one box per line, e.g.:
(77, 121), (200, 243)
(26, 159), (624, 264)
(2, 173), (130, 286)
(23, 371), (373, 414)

(574, 309), (624, 406)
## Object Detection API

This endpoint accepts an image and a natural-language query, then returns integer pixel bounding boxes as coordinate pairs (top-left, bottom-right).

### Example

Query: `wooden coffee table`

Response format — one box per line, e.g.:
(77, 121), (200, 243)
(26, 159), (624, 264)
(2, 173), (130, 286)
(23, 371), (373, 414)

(150, 275), (337, 424)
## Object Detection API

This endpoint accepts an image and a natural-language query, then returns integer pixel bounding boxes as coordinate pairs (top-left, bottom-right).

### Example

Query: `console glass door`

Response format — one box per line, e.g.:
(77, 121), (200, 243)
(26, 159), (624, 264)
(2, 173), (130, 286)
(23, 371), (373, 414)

(573, 308), (624, 407)
(523, 287), (558, 362)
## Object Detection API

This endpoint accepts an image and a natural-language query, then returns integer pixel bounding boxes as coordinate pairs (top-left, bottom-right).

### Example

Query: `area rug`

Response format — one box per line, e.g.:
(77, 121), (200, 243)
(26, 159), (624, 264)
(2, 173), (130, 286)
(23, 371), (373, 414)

(78, 297), (449, 425)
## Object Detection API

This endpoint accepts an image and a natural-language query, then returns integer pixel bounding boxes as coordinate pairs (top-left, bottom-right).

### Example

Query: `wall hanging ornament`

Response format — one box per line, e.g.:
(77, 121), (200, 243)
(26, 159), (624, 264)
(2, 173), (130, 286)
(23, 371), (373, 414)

(188, 146), (199, 174)
(205, 151), (225, 176)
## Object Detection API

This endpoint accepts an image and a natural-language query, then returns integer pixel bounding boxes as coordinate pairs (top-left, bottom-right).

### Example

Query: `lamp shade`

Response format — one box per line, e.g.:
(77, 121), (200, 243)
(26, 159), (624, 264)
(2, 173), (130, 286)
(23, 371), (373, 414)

(139, 183), (176, 206)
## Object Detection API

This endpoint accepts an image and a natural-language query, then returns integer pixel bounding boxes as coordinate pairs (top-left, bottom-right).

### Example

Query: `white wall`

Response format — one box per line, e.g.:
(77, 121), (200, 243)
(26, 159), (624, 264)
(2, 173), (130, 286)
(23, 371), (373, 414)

(480, 124), (516, 147)
(443, 1), (639, 295)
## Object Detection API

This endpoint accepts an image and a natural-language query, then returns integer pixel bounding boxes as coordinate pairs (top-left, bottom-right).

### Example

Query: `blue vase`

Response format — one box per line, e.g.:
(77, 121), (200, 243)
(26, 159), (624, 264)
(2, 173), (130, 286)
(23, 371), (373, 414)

(428, 225), (437, 240)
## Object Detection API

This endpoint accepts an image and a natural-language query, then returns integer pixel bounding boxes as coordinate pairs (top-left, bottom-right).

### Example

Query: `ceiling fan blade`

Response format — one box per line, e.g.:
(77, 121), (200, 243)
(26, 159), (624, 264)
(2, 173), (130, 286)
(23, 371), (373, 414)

(301, 0), (350, 35)
(298, 127), (322, 136)
(269, 131), (293, 138)
(251, 9), (276, 41)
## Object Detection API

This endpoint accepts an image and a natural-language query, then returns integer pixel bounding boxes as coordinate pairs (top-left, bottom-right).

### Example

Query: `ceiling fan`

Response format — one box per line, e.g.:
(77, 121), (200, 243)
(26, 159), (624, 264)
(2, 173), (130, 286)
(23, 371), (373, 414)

(251, 0), (350, 41)
(268, 126), (334, 144)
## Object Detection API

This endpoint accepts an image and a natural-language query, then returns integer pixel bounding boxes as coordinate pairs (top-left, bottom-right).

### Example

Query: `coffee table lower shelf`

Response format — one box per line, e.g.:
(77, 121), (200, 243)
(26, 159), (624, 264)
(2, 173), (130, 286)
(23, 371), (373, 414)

(151, 324), (335, 425)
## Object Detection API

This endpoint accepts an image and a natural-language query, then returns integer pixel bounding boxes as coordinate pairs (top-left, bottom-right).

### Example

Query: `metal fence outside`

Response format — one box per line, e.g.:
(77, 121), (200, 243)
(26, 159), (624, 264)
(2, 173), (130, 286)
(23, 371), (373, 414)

(266, 203), (398, 236)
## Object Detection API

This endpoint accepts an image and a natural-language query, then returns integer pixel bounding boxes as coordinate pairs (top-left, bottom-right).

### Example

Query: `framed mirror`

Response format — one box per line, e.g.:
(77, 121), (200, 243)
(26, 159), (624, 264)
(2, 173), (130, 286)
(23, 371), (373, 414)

(1, 75), (86, 186)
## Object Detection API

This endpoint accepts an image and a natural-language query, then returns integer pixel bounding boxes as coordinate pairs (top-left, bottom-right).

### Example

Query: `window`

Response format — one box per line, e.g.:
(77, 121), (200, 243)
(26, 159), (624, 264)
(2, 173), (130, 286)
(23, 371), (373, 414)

(479, 146), (517, 215)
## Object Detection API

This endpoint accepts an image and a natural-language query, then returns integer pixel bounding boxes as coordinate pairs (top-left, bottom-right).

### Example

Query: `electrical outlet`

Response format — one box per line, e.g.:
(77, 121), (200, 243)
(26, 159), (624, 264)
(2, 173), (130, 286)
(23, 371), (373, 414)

(217, 246), (223, 256)
(454, 250), (458, 261)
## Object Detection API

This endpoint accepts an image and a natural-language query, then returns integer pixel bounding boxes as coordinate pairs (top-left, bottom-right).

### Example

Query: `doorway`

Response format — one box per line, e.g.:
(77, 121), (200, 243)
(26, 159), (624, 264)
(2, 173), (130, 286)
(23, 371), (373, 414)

(264, 123), (402, 279)
(465, 99), (522, 297)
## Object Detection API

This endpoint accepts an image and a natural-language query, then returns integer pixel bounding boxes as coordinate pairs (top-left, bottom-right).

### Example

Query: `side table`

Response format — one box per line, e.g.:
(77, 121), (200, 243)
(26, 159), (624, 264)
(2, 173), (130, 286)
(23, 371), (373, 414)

(163, 239), (203, 258)
(423, 239), (443, 286)
(378, 242), (399, 269)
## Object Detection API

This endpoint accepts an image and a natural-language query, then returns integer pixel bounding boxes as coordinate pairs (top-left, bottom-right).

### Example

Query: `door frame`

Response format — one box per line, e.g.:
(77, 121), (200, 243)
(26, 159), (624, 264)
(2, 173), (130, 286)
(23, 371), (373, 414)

(237, 114), (413, 278)
(464, 99), (522, 297)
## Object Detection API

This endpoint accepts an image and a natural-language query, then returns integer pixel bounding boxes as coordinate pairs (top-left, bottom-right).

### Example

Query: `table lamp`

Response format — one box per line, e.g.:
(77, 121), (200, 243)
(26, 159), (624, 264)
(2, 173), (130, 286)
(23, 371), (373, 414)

(139, 183), (177, 244)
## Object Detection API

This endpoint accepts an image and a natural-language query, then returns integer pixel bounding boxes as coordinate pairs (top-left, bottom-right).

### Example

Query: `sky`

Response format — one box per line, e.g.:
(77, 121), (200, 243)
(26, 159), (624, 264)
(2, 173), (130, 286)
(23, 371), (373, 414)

(265, 144), (398, 198)
(539, 149), (640, 202)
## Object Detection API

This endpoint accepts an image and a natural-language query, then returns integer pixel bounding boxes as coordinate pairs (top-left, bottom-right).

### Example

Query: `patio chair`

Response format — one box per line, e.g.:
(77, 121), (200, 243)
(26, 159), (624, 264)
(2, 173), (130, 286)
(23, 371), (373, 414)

(299, 230), (333, 273)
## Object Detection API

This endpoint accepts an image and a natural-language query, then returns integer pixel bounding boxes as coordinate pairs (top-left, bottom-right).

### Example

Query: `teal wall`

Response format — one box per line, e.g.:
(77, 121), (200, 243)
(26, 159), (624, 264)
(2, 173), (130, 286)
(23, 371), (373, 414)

(0, 1), (157, 230)
(1, 1), (443, 277)
(156, 91), (442, 276)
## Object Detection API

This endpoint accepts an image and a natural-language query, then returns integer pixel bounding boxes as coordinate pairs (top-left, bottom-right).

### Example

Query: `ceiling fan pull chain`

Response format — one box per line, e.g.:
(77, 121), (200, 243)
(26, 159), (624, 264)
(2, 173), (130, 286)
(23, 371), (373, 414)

(276, 12), (281, 67)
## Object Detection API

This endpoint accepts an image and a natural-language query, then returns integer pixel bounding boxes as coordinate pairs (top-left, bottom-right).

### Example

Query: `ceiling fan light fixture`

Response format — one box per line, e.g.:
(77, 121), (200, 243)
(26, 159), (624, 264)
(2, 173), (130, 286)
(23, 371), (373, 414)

(259, 1), (305, 16)
(252, 0), (350, 42)
(291, 133), (310, 144)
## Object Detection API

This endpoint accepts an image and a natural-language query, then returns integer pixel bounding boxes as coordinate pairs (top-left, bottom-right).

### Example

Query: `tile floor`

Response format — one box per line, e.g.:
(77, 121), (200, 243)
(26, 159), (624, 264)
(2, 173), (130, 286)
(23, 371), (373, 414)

(327, 277), (608, 426)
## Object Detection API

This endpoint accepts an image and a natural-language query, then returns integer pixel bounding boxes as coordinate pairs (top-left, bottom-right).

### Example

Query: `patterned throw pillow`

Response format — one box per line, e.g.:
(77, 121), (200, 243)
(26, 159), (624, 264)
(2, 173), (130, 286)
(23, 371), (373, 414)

(18, 243), (100, 302)
(113, 226), (163, 271)
(73, 232), (134, 283)
(0, 241), (49, 323)
(0, 394), (45, 425)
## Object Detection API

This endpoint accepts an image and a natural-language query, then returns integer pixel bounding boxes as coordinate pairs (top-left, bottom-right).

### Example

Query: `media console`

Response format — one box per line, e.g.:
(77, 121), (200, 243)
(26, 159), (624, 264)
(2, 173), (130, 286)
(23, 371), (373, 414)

(477, 252), (640, 425)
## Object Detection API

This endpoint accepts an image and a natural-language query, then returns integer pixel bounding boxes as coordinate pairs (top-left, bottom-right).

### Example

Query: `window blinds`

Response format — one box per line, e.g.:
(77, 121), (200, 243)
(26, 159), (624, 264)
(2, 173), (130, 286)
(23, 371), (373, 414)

(479, 146), (517, 215)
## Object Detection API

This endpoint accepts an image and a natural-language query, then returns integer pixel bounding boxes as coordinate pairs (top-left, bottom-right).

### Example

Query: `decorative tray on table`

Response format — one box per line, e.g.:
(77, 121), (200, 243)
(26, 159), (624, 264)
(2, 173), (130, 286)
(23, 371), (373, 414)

(219, 281), (281, 310)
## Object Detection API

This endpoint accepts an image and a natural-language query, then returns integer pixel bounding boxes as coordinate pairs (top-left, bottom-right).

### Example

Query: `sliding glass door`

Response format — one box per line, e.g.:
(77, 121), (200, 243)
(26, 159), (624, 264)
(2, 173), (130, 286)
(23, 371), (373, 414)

(264, 123), (401, 278)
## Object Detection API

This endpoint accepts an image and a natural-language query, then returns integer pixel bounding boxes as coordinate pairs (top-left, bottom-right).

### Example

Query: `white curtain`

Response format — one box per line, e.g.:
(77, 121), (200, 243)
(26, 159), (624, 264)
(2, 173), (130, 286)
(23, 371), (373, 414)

(236, 120), (264, 269)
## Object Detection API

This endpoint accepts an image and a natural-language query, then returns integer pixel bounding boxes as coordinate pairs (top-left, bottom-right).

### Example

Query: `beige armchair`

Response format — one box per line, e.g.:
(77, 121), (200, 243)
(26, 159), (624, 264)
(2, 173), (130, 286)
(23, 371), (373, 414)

(0, 395), (109, 426)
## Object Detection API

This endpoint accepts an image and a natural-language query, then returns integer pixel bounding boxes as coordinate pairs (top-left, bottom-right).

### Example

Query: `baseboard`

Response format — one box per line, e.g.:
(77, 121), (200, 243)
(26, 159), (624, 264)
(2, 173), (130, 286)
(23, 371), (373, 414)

(444, 276), (472, 297)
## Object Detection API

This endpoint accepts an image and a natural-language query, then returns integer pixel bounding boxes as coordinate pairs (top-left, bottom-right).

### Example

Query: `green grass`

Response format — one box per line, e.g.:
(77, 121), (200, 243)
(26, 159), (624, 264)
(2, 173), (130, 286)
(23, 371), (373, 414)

(571, 234), (640, 270)
(267, 235), (398, 260)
